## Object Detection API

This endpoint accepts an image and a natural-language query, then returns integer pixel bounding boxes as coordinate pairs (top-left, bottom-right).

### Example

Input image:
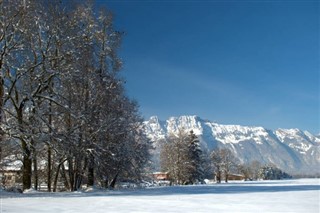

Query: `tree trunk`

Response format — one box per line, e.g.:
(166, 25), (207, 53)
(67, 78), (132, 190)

(47, 98), (53, 192)
(22, 140), (32, 190)
(0, 77), (3, 137)
(47, 145), (52, 192)
(225, 172), (228, 183)
(75, 173), (82, 190)
(73, 158), (84, 191)
(53, 162), (61, 192)
(19, 107), (32, 191)
(216, 169), (221, 183)
(32, 149), (38, 190)
(61, 163), (70, 191)
(87, 152), (94, 187)
(109, 173), (119, 189)
(67, 157), (75, 191)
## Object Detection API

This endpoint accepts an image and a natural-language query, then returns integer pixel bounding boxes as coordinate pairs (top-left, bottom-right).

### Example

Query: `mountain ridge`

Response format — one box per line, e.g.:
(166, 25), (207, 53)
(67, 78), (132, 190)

(144, 115), (320, 175)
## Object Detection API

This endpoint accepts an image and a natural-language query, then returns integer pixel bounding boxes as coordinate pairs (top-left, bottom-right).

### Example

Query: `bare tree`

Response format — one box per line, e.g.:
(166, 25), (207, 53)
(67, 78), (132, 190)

(211, 148), (237, 183)
(210, 149), (223, 183)
(237, 163), (251, 181)
(1, 0), (151, 192)
(160, 129), (188, 184)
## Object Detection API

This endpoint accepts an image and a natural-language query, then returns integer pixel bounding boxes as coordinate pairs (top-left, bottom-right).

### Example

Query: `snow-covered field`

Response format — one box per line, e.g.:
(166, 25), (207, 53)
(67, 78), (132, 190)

(1, 179), (319, 213)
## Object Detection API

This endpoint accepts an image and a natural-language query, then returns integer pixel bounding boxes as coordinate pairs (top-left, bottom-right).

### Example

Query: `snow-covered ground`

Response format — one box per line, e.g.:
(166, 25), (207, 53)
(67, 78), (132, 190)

(1, 179), (319, 213)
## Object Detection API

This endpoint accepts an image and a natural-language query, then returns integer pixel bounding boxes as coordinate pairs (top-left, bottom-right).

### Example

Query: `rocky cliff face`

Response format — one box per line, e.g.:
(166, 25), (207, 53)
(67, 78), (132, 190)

(144, 115), (320, 174)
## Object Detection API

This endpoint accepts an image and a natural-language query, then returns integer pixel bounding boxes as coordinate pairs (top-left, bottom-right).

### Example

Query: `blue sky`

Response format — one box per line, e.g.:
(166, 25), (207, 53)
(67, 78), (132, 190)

(98, 1), (319, 134)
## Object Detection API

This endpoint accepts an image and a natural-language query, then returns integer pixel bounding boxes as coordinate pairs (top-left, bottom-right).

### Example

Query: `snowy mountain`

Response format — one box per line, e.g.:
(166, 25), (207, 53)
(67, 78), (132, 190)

(144, 115), (320, 174)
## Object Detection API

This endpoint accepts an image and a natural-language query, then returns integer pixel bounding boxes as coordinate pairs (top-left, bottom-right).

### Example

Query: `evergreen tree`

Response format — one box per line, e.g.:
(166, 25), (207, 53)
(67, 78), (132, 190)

(259, 165), (292, 180)
(187, 130), (204, 184)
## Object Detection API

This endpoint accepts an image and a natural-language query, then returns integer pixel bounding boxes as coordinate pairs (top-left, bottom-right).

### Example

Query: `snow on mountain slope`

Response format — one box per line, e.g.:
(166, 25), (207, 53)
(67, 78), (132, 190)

(143, 115), (320, 174)
(144, 116), (166, 141)
(275, 129), (319, 154)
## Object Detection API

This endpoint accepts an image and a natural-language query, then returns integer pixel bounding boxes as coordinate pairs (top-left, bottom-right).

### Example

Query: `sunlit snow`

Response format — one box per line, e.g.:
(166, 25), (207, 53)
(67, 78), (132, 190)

(1, 179), (319, 213)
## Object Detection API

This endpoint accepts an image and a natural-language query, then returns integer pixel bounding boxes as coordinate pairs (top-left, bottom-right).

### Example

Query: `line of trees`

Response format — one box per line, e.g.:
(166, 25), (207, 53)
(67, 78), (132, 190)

(0, 0), (151, 191)
(237, 162), (292, 180)
(159, 129), (292, 184)
(211, 150), (292, 182)
(160, 134), (241, 184)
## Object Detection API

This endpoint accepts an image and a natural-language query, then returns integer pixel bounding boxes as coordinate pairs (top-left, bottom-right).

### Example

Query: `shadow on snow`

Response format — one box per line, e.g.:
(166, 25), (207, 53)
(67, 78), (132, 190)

(1, 180), (319, 198)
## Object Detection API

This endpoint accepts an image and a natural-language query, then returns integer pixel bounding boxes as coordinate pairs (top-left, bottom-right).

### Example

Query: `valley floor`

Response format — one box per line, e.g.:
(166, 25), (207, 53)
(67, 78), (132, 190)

(1, 179), (319, 213)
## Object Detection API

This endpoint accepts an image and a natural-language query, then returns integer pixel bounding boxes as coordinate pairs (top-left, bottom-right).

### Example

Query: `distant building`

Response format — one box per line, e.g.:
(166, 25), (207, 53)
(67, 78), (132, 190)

(152, 172), (169, 181)
(0, 155), (66, 191)
(213, 173), (245, 182)
(0, 155), (23, 188)
(227, 174), (245, 181)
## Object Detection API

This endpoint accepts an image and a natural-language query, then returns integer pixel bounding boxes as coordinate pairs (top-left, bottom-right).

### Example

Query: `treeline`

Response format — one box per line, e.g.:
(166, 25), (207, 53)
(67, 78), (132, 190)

(0, 0), (151, 191)
(159, 129), (291, 184)
(292, 173), (320, 179)
(237, 161), (292, 181)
